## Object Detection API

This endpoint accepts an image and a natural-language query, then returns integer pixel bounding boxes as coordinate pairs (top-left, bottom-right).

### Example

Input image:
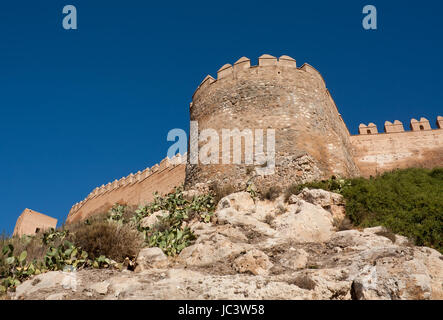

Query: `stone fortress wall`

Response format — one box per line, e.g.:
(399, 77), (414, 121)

(186, 54), (360, 191)
(66, 154), (186, 224)
(13, 209), (58, 237)
(351, 117), (443, 177)
(65, 54), (443, 224)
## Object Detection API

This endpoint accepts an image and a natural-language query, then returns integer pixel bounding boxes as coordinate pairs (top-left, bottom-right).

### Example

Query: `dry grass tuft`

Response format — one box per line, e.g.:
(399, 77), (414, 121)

(259, 186), (282, 201)
(209, 182), (238, 205)
(68, 221), (143, 262)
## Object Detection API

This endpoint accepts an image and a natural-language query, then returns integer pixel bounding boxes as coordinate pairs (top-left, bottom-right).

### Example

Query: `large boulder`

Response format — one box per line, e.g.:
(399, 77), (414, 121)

(135, 247), (169, 271)
(13, 271), (76, 299)
(293, 188), (346, 223)
(348, 252), (433, 300)
(178, 233), (251, 267)
(216, 208), (277, 237)
(216, 192), (255, 213)
(273, 199), (334, 243)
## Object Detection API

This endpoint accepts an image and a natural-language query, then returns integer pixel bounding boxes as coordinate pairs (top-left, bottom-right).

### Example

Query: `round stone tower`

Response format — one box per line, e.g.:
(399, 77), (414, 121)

(185, 54), (360, 191)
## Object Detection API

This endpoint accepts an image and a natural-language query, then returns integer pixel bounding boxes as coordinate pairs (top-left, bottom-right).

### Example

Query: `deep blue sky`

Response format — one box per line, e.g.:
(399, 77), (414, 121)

(1, 1), (442, 234)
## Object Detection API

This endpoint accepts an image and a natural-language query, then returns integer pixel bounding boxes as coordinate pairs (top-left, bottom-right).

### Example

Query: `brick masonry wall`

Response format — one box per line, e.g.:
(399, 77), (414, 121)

(66, 155), (186, 224)
(13, 209), (58, 237)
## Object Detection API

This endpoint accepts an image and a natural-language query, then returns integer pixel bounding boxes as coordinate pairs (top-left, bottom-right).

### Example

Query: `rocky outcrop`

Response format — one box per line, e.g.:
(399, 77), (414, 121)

(178, 232), (251, 267)
(294, 188), (346, 223)
(11, 190), (443, 300)
(233, 250), (273, 276)
(272, 199), (335, 243)
(135, 247), (169, 271)
(216, 192), (255, 212)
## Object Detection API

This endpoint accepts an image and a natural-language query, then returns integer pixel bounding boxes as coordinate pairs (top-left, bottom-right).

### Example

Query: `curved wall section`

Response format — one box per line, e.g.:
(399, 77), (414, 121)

(186, 54), (360, 190)
(66, 154), (186, 224)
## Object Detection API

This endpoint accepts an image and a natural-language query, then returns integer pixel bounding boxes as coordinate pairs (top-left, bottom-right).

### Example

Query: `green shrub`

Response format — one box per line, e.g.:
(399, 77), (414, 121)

(285, 176), (350, 201)
(133, 187), (216, 256)
(0, 186), (219, 294)
(0, 228), (119, 294)
(287, 168), (443, 253)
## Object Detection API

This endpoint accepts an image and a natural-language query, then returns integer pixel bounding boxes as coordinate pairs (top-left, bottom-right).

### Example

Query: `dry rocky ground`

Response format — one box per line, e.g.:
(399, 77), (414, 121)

(9, 189), (443, 300)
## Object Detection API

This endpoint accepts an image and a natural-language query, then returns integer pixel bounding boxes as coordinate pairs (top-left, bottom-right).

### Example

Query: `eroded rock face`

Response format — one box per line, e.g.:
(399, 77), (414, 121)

(178, 232), (251, 267)
(279, 248), (309, 270)
(11, 189), (443, 300)
(273, 200), (334, 243)
(216, 207), (277, 238)
(233, 250), (273, 276)
(135, 247), (169, 271)
(216, 192), (255, 213)
(14, 272), (69, 299)
(88, 281), (110, 295)
(295, 188), (346, 223)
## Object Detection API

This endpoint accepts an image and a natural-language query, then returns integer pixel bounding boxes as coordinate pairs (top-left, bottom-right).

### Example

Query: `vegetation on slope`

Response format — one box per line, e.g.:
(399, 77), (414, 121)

(2, 169), (441, 294)
(130, 187), (216, 256)
(286, 168), (443, 253)
(0, 229), (118, 294)
(1, 186), (215, 294)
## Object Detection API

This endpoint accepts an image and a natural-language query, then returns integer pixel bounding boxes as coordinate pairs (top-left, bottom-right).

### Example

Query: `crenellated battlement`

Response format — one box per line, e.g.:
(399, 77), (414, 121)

(358, 123), (378, 135)
(192, 54), (326, 104)
(384, 120), (405, 133)
(66, 153), (186, 223)
(357, 117), (442, 135)
(410, 118), (432, 131)
(351, 116), (443, 177)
